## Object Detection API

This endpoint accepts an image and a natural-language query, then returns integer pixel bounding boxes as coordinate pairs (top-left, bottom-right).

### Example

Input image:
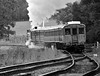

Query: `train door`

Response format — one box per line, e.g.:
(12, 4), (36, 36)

(78, 27), (86, 43)
(72, 28), (78, 44)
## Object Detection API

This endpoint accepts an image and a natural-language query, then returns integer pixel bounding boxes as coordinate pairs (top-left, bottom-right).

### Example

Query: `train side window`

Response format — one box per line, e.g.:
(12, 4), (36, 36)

(79, 28), (84, 34)
(55, 30), (58, 36)
(65, 28), (70, 35)
(53, 31), (55, 36)
(34, 31), (37, 36)
(40, 31), (43, 35)
(72, 28), (77, 35)
(44, 31), (46, 36)
(49, 31), (51, 36)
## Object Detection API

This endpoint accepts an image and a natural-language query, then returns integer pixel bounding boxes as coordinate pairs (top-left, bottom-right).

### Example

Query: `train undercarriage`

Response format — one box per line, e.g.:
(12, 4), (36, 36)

(44, 42), (85, 53)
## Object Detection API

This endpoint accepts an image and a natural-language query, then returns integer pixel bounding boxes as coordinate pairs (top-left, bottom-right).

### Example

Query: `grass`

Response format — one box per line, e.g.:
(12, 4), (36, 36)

(0, 45), (63, 67)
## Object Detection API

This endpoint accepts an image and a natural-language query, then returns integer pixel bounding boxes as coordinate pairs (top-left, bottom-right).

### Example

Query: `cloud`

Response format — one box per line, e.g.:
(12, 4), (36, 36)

(26, 0), (79, 28)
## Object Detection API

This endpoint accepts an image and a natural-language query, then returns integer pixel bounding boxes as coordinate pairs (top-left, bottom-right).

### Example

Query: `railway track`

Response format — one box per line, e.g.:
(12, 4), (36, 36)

(4, 51), (86, 76)
(82, 55), (99, 76)
(0, 50), (71, 72)
(0, 50), (73, 76)
(38, 53), (99, 76)
(38, 53), (86, 76)
(0, 49), (98, 76)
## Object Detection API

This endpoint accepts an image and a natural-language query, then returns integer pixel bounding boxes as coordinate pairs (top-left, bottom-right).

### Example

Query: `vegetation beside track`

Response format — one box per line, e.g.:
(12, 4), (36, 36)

(37, 53), (98, 76)
(84, 46), (100, 76)
(0, 45), (64, 67)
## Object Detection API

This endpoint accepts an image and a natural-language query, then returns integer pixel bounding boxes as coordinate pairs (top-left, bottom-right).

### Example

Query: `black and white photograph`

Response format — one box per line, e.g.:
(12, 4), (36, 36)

(0, 0), (100, 76)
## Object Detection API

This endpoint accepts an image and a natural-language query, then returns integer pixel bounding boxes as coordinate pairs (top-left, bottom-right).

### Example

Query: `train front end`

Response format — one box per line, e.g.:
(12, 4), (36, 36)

(64, 21), (86, 53)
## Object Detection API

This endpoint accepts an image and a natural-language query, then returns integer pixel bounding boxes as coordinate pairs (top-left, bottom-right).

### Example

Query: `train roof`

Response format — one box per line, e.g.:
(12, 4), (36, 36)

(67, 21), (81, 24)
(31, 24), (65, 31)
(31, 21), (85, 31)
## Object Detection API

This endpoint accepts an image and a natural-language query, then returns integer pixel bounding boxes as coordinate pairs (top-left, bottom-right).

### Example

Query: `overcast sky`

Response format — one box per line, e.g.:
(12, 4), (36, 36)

(26, 0), (80, 28)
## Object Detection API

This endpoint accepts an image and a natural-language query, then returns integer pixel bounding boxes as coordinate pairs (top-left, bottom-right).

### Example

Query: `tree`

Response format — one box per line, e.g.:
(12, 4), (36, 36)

(0, 0), (17, 38)
(50, 0), (100, 43)
(13, 0), (29, 21)
(50, 3), (73, 24)
(80, 0), (100, 43)
(80, 0), (100, 26)
(0, 0), (29, 39)
(72, 2), (81, 21)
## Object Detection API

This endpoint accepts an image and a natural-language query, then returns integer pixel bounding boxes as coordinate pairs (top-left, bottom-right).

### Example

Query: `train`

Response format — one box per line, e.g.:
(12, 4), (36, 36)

(27, 21), (86, 53)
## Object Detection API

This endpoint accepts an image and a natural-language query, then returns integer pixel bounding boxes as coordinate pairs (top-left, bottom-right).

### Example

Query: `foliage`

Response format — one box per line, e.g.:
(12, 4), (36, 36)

(72, 2), (81, 21)
(50, 3), (73, 24)
(0, 0), (16, 38)
(80, 0), (100, 43)
(13, 0), (29, 21)
(50, 0), (100, 43)
(0, 0), (29, 39)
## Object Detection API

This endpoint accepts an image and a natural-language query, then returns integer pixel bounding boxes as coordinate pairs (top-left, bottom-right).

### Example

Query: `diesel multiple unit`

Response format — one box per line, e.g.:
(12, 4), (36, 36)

(28, 21), (86, 53)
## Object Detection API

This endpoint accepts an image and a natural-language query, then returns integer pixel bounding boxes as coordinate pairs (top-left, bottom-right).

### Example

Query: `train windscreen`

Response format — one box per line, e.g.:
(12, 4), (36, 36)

(65, 28), (70, 35)
(79, 28), (84, 34)
(72, 28), (77, 35)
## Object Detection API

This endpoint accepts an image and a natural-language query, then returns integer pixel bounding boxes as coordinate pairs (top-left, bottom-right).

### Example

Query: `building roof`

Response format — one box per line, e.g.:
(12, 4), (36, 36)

(11, 21), (31, 36)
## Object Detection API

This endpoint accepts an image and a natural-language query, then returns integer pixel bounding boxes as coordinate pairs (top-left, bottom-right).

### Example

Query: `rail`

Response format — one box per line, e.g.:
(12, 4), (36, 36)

(39, 53), (86, 76)
(0, 50), (72, 76)
(82, 55), (99, 76)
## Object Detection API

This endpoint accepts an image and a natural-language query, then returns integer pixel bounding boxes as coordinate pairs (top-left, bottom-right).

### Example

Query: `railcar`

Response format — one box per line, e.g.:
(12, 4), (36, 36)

(29, 21), (86, 53)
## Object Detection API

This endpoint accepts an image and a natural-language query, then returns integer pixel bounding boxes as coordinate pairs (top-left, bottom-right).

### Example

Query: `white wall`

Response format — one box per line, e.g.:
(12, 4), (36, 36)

(12, 21), (31, 36)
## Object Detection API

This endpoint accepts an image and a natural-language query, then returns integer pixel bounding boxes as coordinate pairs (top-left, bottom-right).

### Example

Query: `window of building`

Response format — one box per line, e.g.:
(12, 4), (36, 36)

(79, 28), (84, 34)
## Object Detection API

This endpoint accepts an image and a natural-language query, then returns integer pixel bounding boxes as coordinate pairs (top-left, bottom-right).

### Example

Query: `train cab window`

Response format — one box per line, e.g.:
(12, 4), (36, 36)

(72, 28), (77, 35)
(65, 28), (70, 35)
(79, 28), (84, 34)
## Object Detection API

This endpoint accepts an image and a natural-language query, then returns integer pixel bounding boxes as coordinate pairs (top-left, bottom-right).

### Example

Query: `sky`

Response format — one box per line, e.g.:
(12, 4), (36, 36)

(26, 0), (80, 28)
